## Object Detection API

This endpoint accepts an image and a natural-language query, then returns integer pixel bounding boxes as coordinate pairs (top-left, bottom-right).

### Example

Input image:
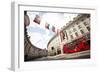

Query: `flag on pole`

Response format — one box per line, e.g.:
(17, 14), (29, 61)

(52, 26), (55, 32)
(45, 22), (50, 29)
(60, 31), (65, 41)
(33, 15), (41, 24)
(57, 29), (61, 35)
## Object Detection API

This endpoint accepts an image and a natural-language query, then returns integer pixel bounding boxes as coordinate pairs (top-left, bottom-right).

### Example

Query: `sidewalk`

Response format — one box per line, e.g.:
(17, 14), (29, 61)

(32, 50), (90, 61)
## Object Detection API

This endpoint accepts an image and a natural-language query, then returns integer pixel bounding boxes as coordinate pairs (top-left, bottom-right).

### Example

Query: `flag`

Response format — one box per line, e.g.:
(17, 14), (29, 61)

(57, 29), (61, 35)
(45, 22), (50, 29)
(60, 31), (65, 41)
(33, 15), (41, 24)
(52, 26), (55, 32)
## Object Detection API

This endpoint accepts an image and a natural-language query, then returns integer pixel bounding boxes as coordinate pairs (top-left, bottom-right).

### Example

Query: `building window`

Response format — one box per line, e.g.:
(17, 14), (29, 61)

(64, 31), (68, 40)
(54, 52), (56, 55)
(78, 25), (82, 29)
(80, 29), (85, 34)
(69, 30), (72, 34)
(87, 14), (90, 18)
(86, 33), (90, 39)
(70, 35), (73, 39)
(57, 50), (61, 54)
(60, 31), (65, 41)
(76, 22), (79, 25)
(62, 32), (65, 40)
(73, 28), (76, 32)
(75, 32), (79, 37)
(81, 18), (84, 21)
(51, 47), (54, 50)
(84, 22), (88, 26)
(87, 26), (90, 31)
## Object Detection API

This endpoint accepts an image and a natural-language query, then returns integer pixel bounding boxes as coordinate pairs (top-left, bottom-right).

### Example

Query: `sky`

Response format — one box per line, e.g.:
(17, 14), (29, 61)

(27, 12), (78, 49)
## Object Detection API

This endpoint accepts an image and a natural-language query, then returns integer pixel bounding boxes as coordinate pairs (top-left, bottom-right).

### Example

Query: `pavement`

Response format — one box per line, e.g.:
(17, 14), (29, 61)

(29, 50), (90, 61)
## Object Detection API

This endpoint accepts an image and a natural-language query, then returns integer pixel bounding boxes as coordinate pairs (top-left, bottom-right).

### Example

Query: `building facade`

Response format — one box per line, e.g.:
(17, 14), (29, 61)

(47, 14), (90, 56)
(24, 11), (48, 61)
(24, 28), (48, 61)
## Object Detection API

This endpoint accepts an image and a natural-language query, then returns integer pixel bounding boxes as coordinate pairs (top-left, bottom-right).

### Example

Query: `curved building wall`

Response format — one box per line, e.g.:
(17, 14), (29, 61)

(24, 28), (48, 61)
(47, 14), (90, 56)
(47, 35), (61, 56)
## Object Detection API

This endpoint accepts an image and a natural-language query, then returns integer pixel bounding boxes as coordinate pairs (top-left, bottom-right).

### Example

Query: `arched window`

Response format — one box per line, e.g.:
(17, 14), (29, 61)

(51, 47), (54, 50)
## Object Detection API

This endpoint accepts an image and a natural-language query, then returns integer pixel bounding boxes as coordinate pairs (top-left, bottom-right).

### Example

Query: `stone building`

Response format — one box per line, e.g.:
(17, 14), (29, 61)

(24, 30), (48, 61)
(24, 11), (48, 61)
(47, 14), (90, 56)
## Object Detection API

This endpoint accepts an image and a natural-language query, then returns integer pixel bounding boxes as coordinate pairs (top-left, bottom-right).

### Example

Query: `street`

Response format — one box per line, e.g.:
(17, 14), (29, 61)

(30, 50), (90, 61)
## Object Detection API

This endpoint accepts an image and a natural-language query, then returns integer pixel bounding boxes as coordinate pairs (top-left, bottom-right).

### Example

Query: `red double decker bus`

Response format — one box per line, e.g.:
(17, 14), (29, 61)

(63, 33), (90, 54)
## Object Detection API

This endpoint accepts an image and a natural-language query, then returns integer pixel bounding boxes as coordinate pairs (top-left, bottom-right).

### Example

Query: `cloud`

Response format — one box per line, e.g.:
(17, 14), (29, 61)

(27, 24), (46, 35)
(26, 11), (78, 49)
(27, 24), (55, 49)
